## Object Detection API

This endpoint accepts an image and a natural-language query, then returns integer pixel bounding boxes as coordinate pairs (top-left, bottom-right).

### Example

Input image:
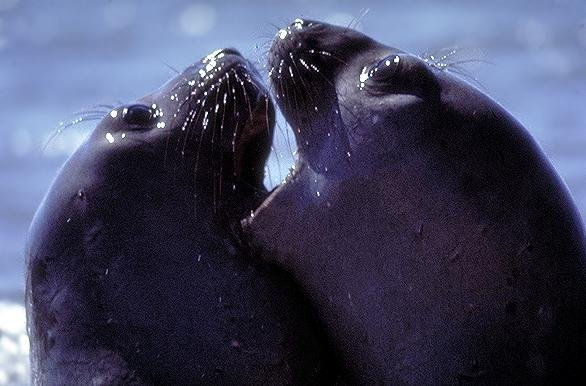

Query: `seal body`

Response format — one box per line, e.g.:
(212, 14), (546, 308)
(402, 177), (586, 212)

(243, 20), (586, 384)
(26, 49), (334, 384)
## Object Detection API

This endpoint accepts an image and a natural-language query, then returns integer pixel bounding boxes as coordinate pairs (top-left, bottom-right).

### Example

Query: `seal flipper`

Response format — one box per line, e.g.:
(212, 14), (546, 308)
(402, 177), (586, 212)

(40, 348), (147, 385)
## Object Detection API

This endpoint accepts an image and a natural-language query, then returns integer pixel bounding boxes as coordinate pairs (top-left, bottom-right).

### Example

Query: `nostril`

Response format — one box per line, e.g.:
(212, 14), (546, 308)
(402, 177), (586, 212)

(218, 48), (242, 58)
(290, 18), (304, 29)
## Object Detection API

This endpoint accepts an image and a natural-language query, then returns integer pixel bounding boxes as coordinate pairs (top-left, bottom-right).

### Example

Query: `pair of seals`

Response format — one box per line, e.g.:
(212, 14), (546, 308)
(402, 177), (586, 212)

(243, 19), (586, 384)
(25, 49), (335, 384)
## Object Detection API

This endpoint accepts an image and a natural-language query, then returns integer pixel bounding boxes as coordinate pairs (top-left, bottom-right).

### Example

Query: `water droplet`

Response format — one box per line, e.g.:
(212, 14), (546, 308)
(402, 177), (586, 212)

(293, 18), (304, 29)
(359, 66), (369, 83)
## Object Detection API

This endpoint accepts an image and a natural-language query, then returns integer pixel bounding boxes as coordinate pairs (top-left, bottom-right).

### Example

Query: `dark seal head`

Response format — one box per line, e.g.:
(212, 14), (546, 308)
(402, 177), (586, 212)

(26, 48), (334, 385)
(243, 19), (586, 384)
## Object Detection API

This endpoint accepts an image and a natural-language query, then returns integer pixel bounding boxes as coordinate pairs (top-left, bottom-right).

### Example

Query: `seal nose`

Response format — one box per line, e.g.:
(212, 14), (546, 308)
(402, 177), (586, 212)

(289, 18), (305, 29)
(217, 48), (242, 58)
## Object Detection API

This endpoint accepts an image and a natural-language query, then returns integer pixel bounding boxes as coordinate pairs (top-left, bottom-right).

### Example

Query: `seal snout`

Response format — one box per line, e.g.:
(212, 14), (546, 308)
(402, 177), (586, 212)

(204, 47), (243, 62)
(268, 18), (314, 72)
(217, 47), (242, 57)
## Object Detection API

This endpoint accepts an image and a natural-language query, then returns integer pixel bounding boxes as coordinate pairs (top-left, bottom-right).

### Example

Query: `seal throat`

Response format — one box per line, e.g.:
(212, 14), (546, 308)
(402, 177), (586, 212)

(268, 33), (353, 174)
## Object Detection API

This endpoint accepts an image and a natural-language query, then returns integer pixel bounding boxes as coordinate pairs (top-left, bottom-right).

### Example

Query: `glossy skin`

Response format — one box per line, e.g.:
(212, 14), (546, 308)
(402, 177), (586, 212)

(243, 20), (586, 384)
(25, 49), (334, 385)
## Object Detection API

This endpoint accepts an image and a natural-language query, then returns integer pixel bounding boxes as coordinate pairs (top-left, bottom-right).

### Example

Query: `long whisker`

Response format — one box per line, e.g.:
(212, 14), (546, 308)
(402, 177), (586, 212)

(162, 60), (181, 75)
(42, 113), (105, 152)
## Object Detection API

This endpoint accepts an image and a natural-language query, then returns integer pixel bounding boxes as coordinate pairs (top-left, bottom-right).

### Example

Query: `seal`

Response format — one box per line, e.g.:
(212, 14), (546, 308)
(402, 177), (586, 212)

(243, 19), (586, 384)
(25, 48), (336, 384)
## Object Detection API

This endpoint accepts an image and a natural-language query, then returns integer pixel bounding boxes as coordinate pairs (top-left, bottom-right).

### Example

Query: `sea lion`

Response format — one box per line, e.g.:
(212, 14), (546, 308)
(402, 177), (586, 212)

(242, 19), (586, 384)
(25, 48), (335, 385)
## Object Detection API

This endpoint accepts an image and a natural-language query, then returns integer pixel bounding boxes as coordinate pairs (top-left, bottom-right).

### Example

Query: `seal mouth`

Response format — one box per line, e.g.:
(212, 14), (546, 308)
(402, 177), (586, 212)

(197, 51), (275, 187)
(232, 84), (275, 187)
(137, 48), (275, 190)
(267, 19), (369, 173)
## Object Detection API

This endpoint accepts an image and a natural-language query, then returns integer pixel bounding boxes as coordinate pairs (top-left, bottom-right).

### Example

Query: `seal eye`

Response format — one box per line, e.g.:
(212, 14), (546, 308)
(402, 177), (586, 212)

(360, 55), (402, 95)
(123, 104), (153, 126)
(362, 54), (441, 100)
(369, 55), (401, 83)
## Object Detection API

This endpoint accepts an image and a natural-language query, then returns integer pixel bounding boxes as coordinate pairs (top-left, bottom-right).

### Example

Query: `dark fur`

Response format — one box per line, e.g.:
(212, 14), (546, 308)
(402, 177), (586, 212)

(26, 49), (336, 385)
(244, 20), (586, 384)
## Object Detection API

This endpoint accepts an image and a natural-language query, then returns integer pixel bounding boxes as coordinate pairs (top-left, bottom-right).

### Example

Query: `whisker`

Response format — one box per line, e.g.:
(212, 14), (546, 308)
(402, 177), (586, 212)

(350, 8), (370, 30)
(42, 113), (105, 152)
(162, 60), (181, 75)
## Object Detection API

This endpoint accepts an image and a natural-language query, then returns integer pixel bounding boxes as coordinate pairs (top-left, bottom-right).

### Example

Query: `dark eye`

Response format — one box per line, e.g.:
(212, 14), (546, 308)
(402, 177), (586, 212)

(369, 55), (401, 82)
(361, 54), (440, 100)
(123, 104), (153, 126)
(360, 54), (402, 94)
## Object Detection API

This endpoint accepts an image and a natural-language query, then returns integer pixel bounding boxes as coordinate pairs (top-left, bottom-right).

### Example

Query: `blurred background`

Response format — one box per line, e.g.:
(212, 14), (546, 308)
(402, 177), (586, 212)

(0, 0), (584, 383)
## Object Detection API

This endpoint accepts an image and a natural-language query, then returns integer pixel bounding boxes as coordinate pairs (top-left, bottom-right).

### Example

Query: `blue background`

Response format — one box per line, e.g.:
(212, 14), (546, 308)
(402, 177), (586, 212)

(0, 0), (585, 382)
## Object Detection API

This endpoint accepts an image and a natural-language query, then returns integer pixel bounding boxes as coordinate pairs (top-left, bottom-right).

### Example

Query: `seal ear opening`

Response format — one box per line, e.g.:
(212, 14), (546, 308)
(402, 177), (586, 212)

(233, 95), (275, 188)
